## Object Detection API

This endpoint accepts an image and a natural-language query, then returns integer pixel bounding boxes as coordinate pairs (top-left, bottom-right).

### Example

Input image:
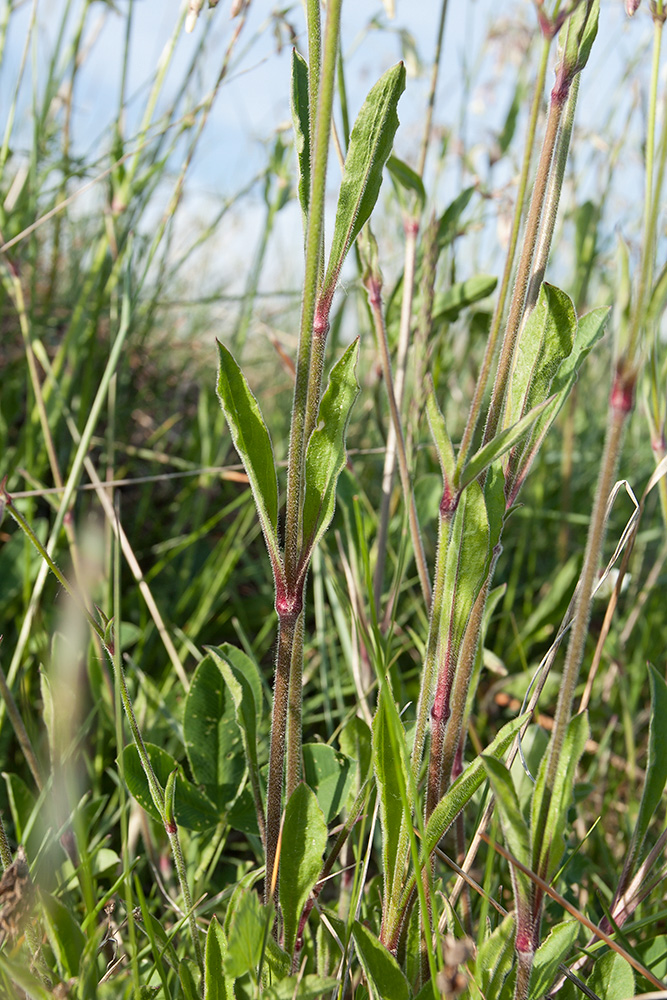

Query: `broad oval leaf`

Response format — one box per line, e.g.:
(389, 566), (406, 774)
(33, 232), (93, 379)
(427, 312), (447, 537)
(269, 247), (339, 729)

(303, 742), (356, 823)
(505, 283), (576, 435)
(323, 63), (406, 298)
(224, 890), (272, 980)
(183, 652), (246, 807)
(302, 339), (360, 557)
(205, 643), (265, 829)
(121, 742), (220, 831)
(586, 951), (634, 1000)
(216, 341), (281, 571)
(280, 783), (328, 957)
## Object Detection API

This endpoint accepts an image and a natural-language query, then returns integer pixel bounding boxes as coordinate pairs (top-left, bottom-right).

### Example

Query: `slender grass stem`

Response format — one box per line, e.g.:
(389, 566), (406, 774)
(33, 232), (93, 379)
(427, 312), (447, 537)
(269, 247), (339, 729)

(364, 267), (432, 607)
(373, 218), (420, 616)
(1, 284), (134, 714)
(457, 37), (551, 475)
(417, 0), (450, 178)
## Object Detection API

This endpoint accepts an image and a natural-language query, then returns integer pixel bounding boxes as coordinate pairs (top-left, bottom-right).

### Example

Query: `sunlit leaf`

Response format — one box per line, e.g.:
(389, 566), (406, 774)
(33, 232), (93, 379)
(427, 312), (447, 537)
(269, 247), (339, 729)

(122, 742), (219, 831)
(280, 783), (327, 957)
(354, 921), (410, 1000)
(204, 916), (234, 1000)
(302, 339), (360, 557)
(216, 341), (281, 572)
(291, 48), (310, 227)
(323, 63), (406, 297)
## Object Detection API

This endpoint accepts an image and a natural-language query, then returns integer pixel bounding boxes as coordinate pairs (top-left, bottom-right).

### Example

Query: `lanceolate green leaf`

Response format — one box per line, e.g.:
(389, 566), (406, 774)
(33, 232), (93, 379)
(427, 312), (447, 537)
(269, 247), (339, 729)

(437, 186), (476, 249)
(423, 714), (528, 857)
(504, 295), (608, 504)
(302, 339), (360, 558)
(373, 685), (411, 915)
(460, 396), (553, 490)
(529, 921), (580, 1000)
(432, 274), (498, 323)
(393, 713), (528, 915)
(204, 916), (234, 1000)
(439, 481), (489, 662)
(531, 711), (589, 881)
(280, 783), (328, 957)
(353, 921), (410, 1000)
(386, 154), (426, 211)
(264, 975), (340, 1000)
(473, 914), (516, 1000)
(505, 284), (576, 434)
(482, 757), (533, 920)
(560, 0), (599, 77)
(290, 48), (310, 227)
(322, 62), (406, 299)
(425, 377), (456, 490)
(216, 341), (281, 573)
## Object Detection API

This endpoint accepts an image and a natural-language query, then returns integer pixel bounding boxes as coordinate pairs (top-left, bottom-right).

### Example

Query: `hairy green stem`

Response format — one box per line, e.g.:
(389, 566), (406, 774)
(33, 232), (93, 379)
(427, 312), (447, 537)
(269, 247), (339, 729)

(167, 827), (204, 976)
(534, 397), (628, 871)
(265, 610), (299, 905)
(438, 575), (492, 795)
(483, 77), (566, 447)
(524, 74), (580, 314)
(284, 0), (342, 586)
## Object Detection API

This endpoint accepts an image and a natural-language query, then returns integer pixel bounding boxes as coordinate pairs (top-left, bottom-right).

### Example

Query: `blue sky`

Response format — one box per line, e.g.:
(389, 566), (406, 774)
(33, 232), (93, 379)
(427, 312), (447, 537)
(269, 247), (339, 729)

(0, 1), (655, 301)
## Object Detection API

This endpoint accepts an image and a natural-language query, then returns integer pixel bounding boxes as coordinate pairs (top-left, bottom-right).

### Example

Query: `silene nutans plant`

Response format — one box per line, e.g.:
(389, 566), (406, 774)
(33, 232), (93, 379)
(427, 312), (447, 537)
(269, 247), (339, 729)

(0, 0), (667, 997)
